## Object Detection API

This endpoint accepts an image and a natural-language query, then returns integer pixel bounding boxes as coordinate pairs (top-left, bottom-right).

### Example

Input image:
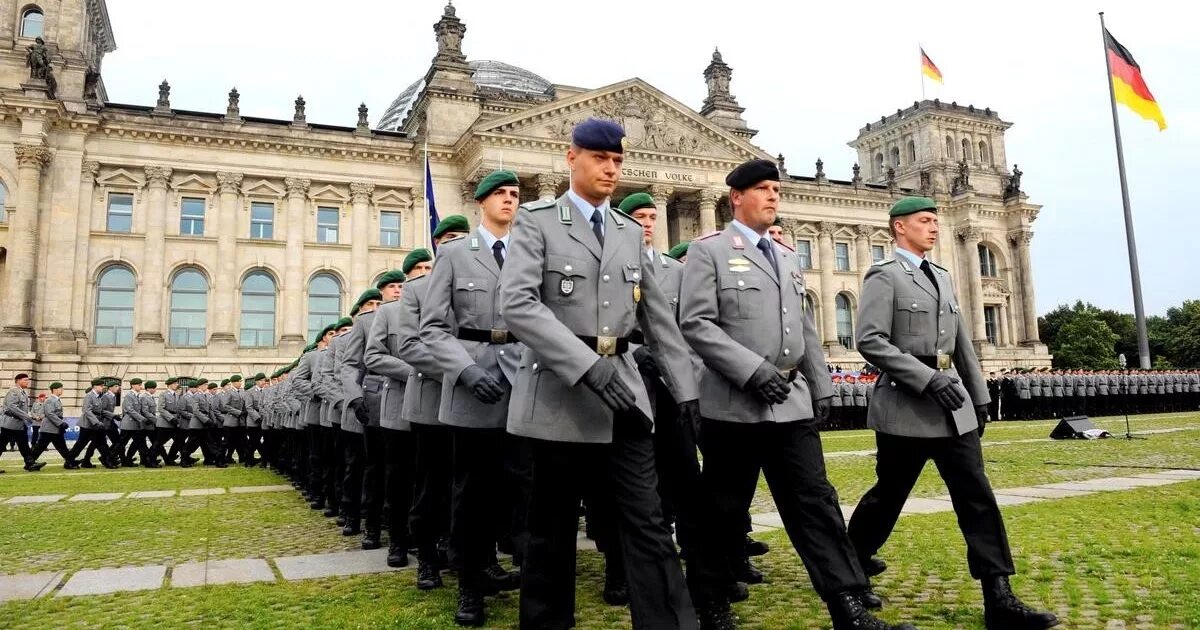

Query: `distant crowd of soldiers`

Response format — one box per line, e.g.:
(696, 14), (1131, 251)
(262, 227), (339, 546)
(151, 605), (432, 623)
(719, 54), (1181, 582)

(988, 368), (1200, 421)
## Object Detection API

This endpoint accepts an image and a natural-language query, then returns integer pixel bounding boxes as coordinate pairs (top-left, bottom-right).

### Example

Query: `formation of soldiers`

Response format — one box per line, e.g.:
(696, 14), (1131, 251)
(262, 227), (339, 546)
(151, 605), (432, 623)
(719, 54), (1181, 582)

(989, 368), (1200, 421)
(1, 118), (1075, 630)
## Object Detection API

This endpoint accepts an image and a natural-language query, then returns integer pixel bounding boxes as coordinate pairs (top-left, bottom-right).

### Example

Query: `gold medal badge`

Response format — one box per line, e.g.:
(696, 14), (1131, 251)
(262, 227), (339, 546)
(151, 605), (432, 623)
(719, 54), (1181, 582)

(633, 284), (641, 303)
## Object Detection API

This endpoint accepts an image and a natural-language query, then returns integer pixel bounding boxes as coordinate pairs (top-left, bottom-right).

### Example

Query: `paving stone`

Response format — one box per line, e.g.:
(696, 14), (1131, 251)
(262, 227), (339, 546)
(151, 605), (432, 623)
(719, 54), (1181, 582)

(229, 485), (294, 494)
(171, 559), (275, 587)
(68, 492), (125, 502)
(991, 493), (1043, 507)
(1035, 481), (1124, 492)
(179, 488), (225, 496)
(899, 497), (955, 514)
(1150, 469), (1200, 479)
(750, 512), (785, 529)
(0, 571), (64, 602)
(995, 487), (1094, 500)
(274, 549), (405, 581)
(127, 490), (176, 499)
(576, 536), (598, 552)
(4, 494), (68, 504)
(57, 566), (166, 597)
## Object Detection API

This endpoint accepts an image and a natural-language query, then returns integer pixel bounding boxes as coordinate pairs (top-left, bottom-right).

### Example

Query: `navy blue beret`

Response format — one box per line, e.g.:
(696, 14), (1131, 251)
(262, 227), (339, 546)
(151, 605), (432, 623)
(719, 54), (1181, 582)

(572, 118), (626, 154)
(725, 159), (780, 190)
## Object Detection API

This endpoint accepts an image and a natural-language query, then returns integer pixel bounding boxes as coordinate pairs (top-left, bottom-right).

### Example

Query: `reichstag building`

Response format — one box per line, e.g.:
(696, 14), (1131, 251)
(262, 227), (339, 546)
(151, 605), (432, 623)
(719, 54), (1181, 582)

(0, 0), (1050, 410)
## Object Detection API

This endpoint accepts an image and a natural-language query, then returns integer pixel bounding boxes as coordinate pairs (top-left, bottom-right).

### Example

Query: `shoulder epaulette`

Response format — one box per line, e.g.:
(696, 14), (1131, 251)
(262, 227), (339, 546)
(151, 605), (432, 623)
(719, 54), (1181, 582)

(407, 273), (429, 285)
(928, 260), (949, 272)
(872, 258), (896, 266)
(610, 206), (638, 222)
(520, 199), (557, 212)
(695, 230), (722, 241)
(775, 240), (795, 253)
(439, 233), (467, 245)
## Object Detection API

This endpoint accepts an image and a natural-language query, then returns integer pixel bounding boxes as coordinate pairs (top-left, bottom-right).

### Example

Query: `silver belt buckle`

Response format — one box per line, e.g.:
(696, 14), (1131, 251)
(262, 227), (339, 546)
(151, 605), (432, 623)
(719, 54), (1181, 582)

(490, 328), (508, 344)
(596, 336), (618, 356)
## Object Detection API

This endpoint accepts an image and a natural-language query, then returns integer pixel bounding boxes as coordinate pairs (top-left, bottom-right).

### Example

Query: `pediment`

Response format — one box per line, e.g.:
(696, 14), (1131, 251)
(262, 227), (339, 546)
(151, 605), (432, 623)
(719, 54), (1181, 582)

(373, 188), (413, 208)
(309, 184), (350, 203)
(476, 79), (767, 163)
(96, 168), (143, 188)
(242, 179), (285, 198)
(171, 173), (215, 193)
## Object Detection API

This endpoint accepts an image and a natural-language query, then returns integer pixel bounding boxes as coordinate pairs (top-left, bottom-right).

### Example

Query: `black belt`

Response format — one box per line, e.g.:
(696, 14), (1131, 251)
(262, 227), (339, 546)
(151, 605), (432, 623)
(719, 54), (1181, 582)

(578, 335), (630, 356)
(914, 355), (954, 370)
(457, 327), (518, 344)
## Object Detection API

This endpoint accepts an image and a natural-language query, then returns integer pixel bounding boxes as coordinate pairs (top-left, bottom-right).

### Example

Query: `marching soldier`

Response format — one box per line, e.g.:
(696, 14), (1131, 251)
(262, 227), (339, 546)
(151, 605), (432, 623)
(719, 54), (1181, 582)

(3, 374), (46, 472)
(69, 379), (115, 468)
(245, 373), (267, 466)
(987, 372), (1002, 421)
(1050, 370), (1065, 418)
(1029, 369), (1044, 419)
(1073, 370), (1087, 416)
(319, 317), (355, 520)
(26, 382), (77, 469)
(221, 375), (248, 465)
(679, 159), (900, 630)
(853, 374), (870, 428)
(293, 330), (332, 504)
(339, 289), (384, 539)
(847, 196), (1057, 630)
(1016, 370), (1032, 420)
(500, 118), (700, 630)
(828, 373), (843, 430)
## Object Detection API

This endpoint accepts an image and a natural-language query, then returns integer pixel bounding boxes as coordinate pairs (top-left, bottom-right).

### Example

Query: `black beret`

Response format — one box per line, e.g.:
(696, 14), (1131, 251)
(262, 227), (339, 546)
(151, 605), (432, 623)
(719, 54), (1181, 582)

(725, 159), (780, 190)
(572, 117), (626, 154)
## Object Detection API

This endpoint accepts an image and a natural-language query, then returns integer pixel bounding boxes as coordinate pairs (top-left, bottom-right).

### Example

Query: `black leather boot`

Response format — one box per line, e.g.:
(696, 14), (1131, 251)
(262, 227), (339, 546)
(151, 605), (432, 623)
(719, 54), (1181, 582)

(827, 592), (915, 630)
(454, 586), (486, 627)
(982, 576), (1060, 630)
(697, 598), (737, 630)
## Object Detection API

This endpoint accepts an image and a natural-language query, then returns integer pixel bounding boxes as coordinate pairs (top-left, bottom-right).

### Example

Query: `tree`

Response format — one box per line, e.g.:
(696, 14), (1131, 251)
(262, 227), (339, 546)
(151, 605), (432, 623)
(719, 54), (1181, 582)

(1042, 302), (1119, 369)
(1163, 300), (1200, 368)
(1096, 309), (1137, 362)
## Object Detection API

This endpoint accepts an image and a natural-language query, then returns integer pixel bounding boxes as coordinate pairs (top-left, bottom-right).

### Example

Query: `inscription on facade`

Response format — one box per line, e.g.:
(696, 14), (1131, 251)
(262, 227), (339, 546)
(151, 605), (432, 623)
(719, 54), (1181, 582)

(621, 167), (696, 183)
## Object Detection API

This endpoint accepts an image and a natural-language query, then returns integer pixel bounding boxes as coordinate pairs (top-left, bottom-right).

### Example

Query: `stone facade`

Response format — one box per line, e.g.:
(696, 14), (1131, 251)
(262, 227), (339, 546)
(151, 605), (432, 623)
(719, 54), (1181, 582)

(0, 1), (1049, 411)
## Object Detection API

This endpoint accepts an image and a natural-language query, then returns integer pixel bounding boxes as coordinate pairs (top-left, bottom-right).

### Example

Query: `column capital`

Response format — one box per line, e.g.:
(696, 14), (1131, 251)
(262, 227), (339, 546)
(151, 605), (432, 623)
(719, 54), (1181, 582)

(14, 143), (52, 170)
(349, 181), (375, 204)
(854, 224), (872, 239)
(817, 221), (838, 237)
(1008, 229), (1034, 246)
(284, 177), (310, 198)
(534, 173), (565, 199)
(647, 184), (674, 203)
(81, 160), (100, 181)
(216, 171), (243, 194)
(956, 226), (983, 242)
(698, 188), (722, 205)
(143, 165), (173, 188)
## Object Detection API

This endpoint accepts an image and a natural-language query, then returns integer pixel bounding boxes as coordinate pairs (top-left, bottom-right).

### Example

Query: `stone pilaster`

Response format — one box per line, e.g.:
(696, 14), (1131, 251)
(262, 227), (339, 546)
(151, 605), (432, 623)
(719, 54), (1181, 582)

(70, 161), (100, 337)
(349, 182), (374, 294)
(210, 171), (242, 349)
(817, 221), (839, 350)
(647, 184), (673, 254)
(135, 165), (172, 347)
(281, 178), (310, 345)
(854, 225), (872, 275)
(1010, 230), (1039, 343)
(534, 173), (565, 200)
(1, 143), (53, 347)
(958, 226), (989, 344)
(698, 189), (721, 236)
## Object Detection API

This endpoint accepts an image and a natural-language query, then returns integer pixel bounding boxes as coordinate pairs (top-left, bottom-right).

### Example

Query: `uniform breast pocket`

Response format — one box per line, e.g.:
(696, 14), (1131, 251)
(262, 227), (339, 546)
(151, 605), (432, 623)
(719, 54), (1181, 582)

(454, 278), (490, 314)
(719, 274), (764, 319)
(895, 297), (932, 336)
(546, 255), (588, 305)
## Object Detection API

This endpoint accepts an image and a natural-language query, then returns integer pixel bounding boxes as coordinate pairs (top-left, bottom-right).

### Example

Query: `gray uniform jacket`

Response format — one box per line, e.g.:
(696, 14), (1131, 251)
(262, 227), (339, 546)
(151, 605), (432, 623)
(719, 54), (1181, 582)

(321, 335), (348, 427)
(1086, 375), (1097, 397)
(40, 395), (65, 434)
(245, 387), (262, 428)
(155, 390), (177, 429)
(2, 387), (32, 431)
(79, 390), (102, 429)
(365, 299), (415, 432)
(192, 392), (211, 430)
(221, 388), (245, 428)
(1073, 375), (1087, 397)
(500, 195), (698, 444)
(292, 350), (322, 427)
(420, 229), (524, 430)
(1051, 375), (1065, 397)
(396, 275), (444, 426)
(100, 392), (116, 429)
(340, 310), (383, 433)
(649, 251), (685, 320)
(840, 381), (855, 407)
(680, 227), (832, 423)
(1030, 375), (1043, 397)
(119, 392), (145, 431)
(855, 254), (988, 438)
(1017, 375), (1031, 400)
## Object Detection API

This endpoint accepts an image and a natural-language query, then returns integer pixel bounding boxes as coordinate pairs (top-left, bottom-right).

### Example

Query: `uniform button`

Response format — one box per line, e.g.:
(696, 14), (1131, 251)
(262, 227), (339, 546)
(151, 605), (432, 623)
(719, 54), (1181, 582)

(783, 348), (791, 356)
(939, 311), (944, 315)
(602, 326), (610, 333)
(782, 307), (788, 314)
(417, 373), (423, 378)
(737, 280), (745, 287)
(785, 327), (791, 334)
(468, 282), (475, 289)
(602, 301), (610, 307)
(603, 274), (610, 282)
(564, 265), (573, 272)
(633, 273), (640, 281)
(499, 350), (505, 356)
(912, 303), (919, 309)
(940, 330), (946, 334)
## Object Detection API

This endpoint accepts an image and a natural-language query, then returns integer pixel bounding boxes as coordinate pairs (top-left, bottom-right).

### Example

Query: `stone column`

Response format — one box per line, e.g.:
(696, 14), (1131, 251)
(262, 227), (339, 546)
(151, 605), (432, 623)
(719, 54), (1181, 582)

(70, 161), (100, 336)
(817, 221), (839, 349)
(210, 171), (242, 348)
(535, 173), (564, 200)
(350, 182), (374, 293)
(281, 178), (309, 345)
(647, 184), (673, 254)
(958, 226), (988, 343)
(854, 225), (872, 274)
(136, 165), (172, 345)
(999, 302), (1011, 347)
(1011, 230), (1039, 343)
(698, 189), (720, 236)
(1, 143), (52, 338)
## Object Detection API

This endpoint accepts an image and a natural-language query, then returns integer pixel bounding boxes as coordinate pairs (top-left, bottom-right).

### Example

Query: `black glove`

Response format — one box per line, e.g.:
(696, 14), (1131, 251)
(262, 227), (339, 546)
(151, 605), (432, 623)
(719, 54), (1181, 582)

(925, 372), (966, 411)
(349, 398), (371, 425)
(459, 365), (505, 404)
(582, 360), (636, 413)
(678, 399), (701, 441)
(975, 404), (988, 437)
(633, 346), (660, 381)
(746, 361), (791, 405)
(814, 396), (832, 423)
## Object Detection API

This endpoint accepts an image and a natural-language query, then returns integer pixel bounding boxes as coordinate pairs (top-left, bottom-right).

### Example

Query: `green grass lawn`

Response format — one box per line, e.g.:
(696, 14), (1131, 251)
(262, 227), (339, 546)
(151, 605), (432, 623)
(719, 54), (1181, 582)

(0, 465), (283, 497)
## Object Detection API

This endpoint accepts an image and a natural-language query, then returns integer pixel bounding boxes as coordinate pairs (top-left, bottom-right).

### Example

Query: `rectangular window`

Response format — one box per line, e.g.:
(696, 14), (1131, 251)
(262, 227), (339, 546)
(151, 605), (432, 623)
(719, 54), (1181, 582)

(380, 211), (401, 248)
(317, 207), (339, 244)
(250, 202), (274, 240)
(834, 242), (851, 271)
(871, 245), (886, 263)
(106, 193), (133, 233)
(795, 240), (812, 269)
(984, 306), (999, 345)
(180, 197), (205, 236)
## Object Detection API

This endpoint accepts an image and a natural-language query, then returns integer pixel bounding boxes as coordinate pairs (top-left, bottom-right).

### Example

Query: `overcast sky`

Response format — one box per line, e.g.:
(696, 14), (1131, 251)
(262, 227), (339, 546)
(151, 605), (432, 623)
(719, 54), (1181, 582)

(100, 0), (1196, 316)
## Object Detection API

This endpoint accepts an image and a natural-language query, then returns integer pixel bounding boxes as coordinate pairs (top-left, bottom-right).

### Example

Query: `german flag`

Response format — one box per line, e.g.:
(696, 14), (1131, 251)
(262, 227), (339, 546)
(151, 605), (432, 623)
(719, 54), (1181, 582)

(920, 48), (943, 84)
(1105, 29), (1166, 130)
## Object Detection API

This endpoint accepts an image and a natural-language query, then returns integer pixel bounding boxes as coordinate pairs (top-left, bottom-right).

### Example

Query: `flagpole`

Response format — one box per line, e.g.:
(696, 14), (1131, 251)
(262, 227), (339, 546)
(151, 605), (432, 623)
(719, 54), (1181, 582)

(1099, 11), (1151, 369)
(424, 139), (431, 250)
(919, 44), (926, 100)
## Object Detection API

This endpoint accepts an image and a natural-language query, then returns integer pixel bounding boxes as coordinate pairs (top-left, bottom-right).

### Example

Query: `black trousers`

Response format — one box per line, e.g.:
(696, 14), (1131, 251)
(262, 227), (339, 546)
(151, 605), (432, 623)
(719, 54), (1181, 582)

(0, 427), (32, 462)
(223, 426), (246, 463)
(448, 426), (529, 588)
(83, 425), (119, 462)
(325, 425), (343, 511)
(410, 423), (453, 558)
(341, 429), (365, 520)
(690, 418), (865, 602)
(69, 427), (111, 462)
(29, 430), (73, 462)
(848, 430), (1015, 579)
(244, 427), (262, 462)
(519, 415), (694, 630)
(361, 424), (386, 532)
(650, 387), (704, 556)
(120, 429), (152, 463)
(382, 428), (415, 549)
(307, 424), (325, 496)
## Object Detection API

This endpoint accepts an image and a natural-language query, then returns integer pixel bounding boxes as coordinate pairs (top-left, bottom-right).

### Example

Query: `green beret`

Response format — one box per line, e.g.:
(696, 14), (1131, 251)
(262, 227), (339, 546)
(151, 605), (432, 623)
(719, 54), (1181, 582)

(352, 288), (383, 314)
(432, 215), (470, 240)
(229, 374), (242, 383)
(667, 242), (691, 260)
(889, 196), (938, 217)
(572, 118), (626, 154)
(319, 323), (337, 339)
(49, 382), (64, 390)
(617, 192), (656, 214)
(164, 377), (178, 385)
(129, 378), (143, 385)
(335, 316), (354, 330)
(220, 378), (230, 387)
(103, 377), (121, 387)
(375, 269), (407, 289)
(402, 249), (433, 274)
(252, 373), (267, 382)
(302, 343), (317, 354)
(144, 381), (157, 389)
(726, 159), (780, 190)
(473, 170), (521, 201)
(196, 378), (208, 386)
(207, 383), (219, 390)
(91, 377), (107, 387)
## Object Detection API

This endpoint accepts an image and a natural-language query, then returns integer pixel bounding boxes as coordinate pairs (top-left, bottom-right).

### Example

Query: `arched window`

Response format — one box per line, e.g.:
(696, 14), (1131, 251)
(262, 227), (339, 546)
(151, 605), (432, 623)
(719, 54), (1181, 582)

(168, 269), (208, 347)
(874, 153), (884, 178)
(961, 138), (971, 162)
(307, 273), (342, 341)
(978, 244), (998, 278)
(890, 146), (900, 167)
(0, 181), (8, 222)
(945, 136), (955, 159)
(907, 140), (917, 163)
(836, 293), (855, 350)
(94, 266), (135, 346)
(978, 140), (991, 165)
(20, 7), (44, 38)
(240, 271), (277, 347)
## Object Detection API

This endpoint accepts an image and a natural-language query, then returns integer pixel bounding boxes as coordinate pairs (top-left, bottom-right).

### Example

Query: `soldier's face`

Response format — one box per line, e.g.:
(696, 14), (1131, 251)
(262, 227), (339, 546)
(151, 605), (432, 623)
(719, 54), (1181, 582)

(381, 282), (403, 302)
(730, 180), (779, 232)
(767, 225), (785, 243)
(409, 261), (433, 278)
(360, 299), (382, 314)
(895, 211), (939, 253)
(631, 207), (657, 246)
(16, 376), (30, 388)
(480, 186), (519, 226)
(567, 147), (622, 203)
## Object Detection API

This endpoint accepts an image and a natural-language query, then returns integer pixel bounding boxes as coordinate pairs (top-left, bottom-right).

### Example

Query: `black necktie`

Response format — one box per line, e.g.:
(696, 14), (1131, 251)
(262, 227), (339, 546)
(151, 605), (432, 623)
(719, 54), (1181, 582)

(920, 260), (940, 298)
(492, 241), (505, 270)
(590, 211), (605, 247)
(757, 237), (779, 278)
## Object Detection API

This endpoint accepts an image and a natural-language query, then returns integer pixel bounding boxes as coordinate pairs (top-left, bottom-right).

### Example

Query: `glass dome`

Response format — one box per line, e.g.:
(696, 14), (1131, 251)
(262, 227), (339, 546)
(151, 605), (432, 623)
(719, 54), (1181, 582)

(377, 60), (554, 132)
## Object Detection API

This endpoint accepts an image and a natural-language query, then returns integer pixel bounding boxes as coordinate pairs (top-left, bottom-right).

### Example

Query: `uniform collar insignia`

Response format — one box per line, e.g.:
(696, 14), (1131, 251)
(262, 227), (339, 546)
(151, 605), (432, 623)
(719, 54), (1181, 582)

(731, 235), (745, 249)
(469, 237), (480, 250)
(558, 205), (572, 224)
(609, 208), (625, 227)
